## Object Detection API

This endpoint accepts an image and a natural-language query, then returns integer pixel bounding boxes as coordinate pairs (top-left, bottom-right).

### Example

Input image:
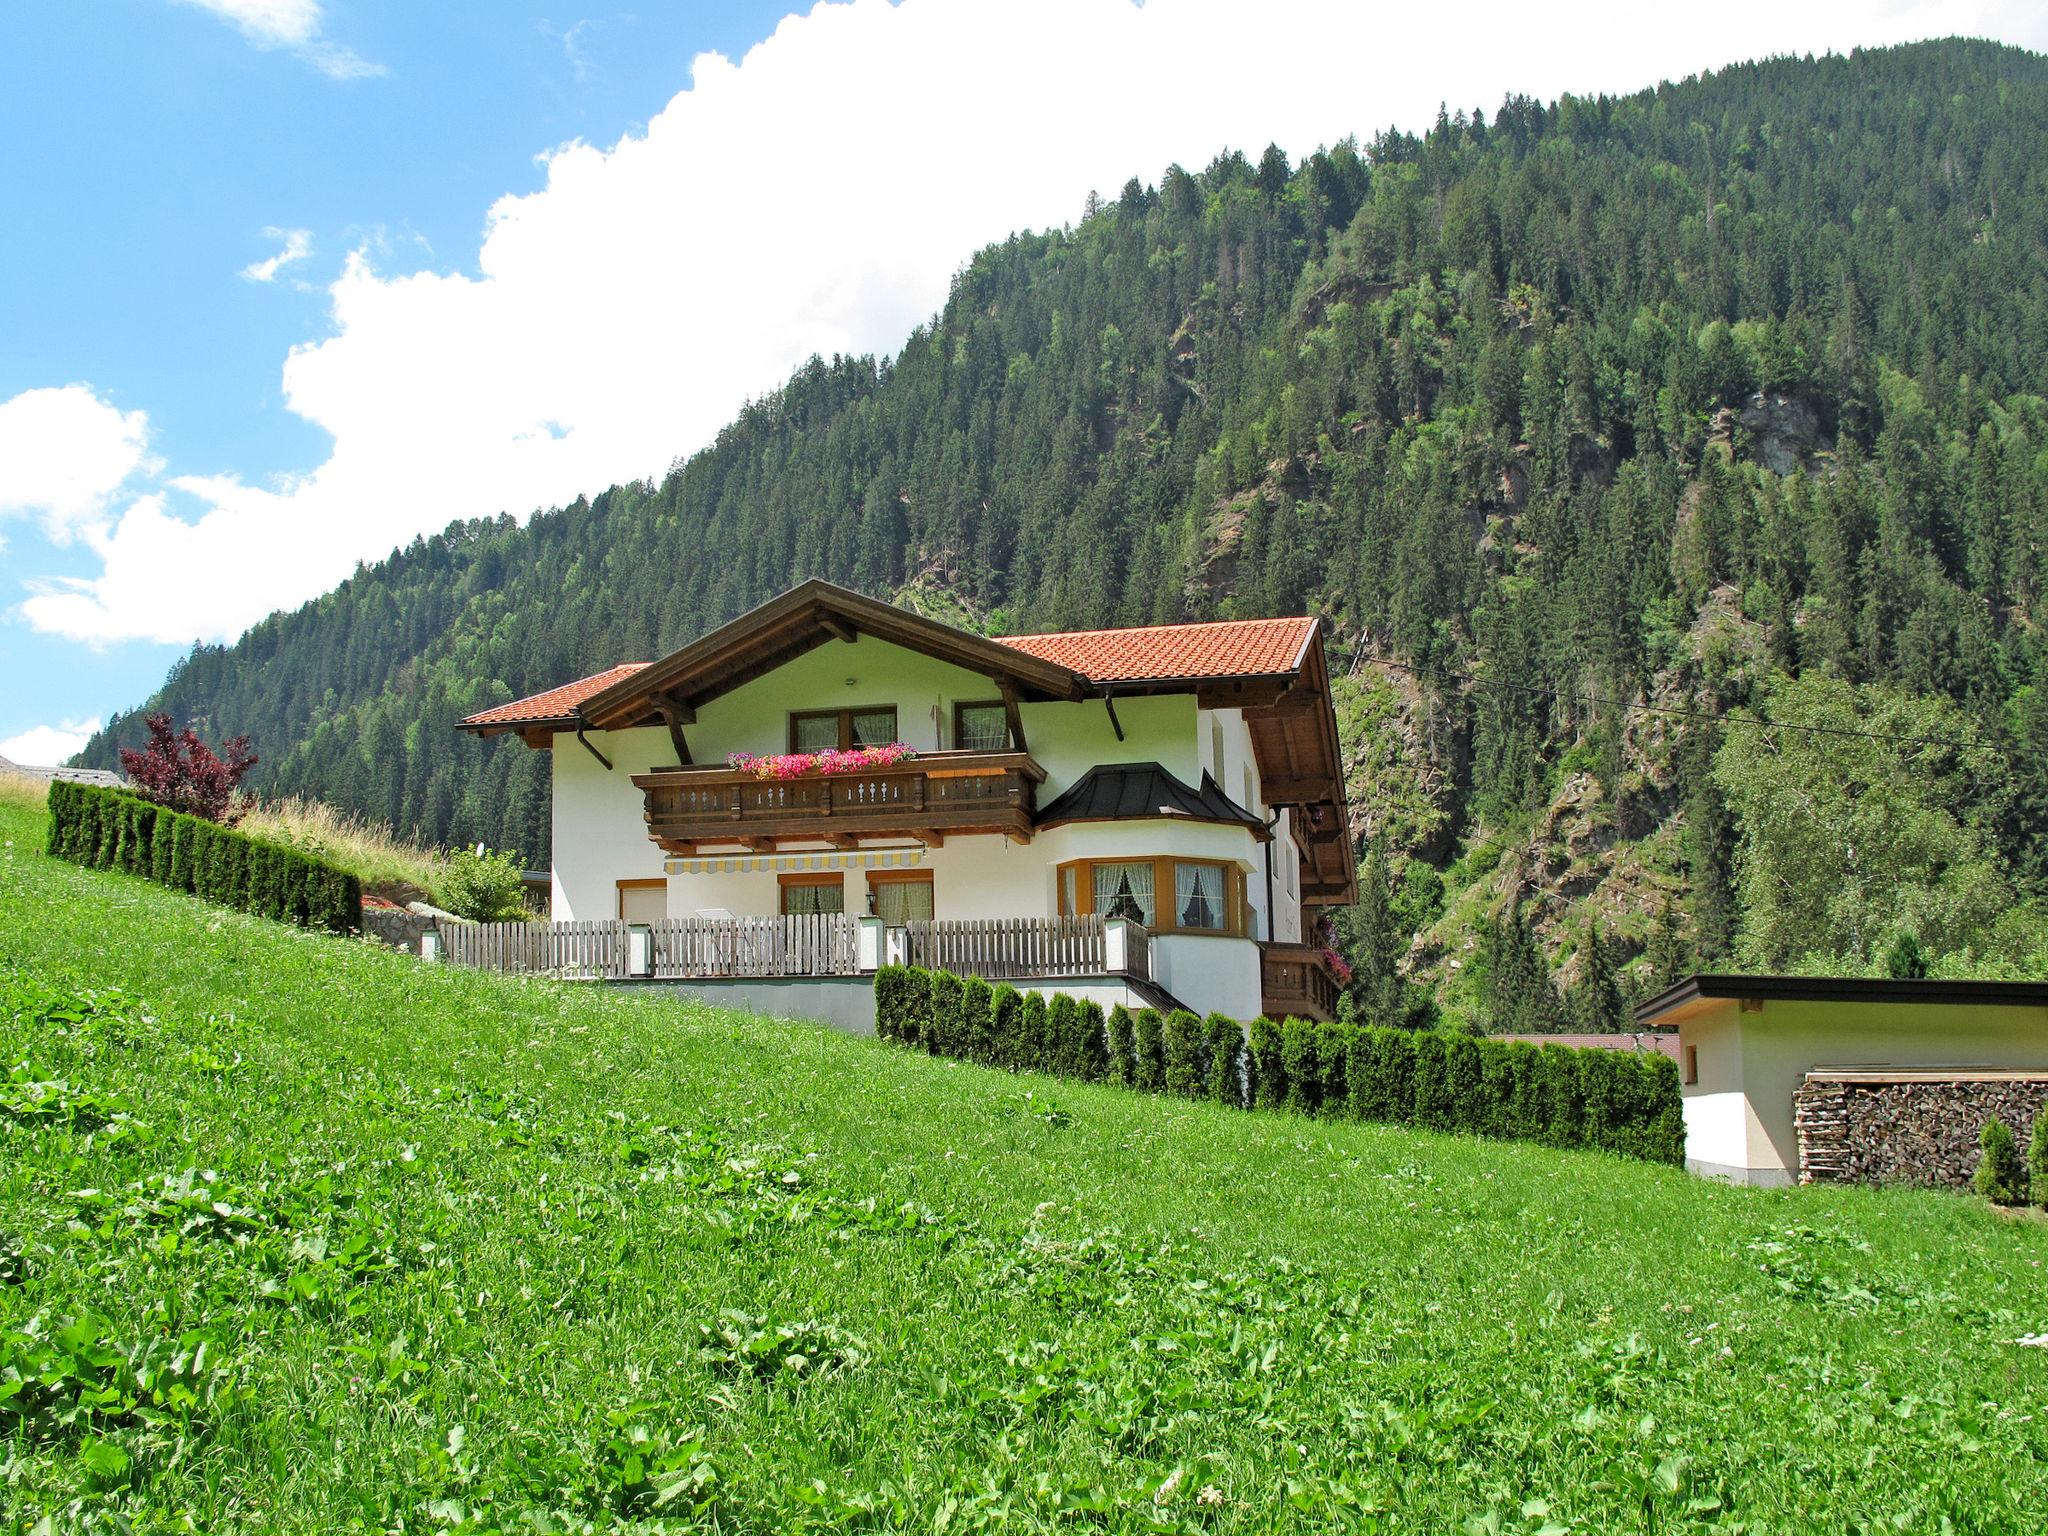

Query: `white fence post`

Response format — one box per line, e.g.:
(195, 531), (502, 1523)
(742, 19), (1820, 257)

(1102, 917), (1131, 974)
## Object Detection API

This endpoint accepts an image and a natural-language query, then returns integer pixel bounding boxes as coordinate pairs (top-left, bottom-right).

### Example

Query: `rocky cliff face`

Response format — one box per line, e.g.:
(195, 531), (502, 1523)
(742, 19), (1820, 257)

(1725, 391), (1832, 476)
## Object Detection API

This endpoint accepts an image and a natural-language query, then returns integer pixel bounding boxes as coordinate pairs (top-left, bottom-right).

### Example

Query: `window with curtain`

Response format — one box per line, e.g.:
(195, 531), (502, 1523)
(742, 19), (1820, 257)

(1092, 861), (1156, 926)
(850, 709), (897, 746)
(954, 701), (1009, 751)
(791, 713), (841, 752)
(788, 707), (899, 751)
(1174, 861), (1226, 930)
(872, 876), (933, 926)
(780, 879), (845, 916)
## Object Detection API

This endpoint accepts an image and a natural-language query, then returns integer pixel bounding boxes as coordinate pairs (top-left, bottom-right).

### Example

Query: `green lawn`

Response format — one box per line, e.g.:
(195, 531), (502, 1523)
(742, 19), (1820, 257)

(2, 792), (2045, 1533)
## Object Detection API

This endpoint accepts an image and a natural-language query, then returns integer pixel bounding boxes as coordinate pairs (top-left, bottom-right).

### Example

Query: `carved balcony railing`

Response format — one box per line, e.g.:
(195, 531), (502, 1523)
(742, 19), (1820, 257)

(632, 751), (1044, 851)
(1260, 942), (1344, 1022)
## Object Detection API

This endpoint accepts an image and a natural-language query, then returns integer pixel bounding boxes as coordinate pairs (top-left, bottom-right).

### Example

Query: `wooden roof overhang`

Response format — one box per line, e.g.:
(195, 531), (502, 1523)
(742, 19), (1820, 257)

(1086, 633), (1353, 905)
(1127, 624), (1357, 908)
(465, 717), (570, 744)
(577, 579), (1090, 732)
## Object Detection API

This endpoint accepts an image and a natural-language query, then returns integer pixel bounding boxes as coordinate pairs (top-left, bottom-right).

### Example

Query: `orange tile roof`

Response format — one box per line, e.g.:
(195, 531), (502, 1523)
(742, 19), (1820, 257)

(463, 614), (1319, 731)
(993, 615), (1317, 683)
(462, 663), (649, 727)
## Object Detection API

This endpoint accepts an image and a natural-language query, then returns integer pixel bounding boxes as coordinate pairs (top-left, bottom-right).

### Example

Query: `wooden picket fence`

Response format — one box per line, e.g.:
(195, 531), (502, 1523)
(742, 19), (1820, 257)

(904, 915), (1141, 980)
(442, 918), (630, 979)
(440, 914), (1145, 984)
(440, 914), (860, 980)
(648, 914), (859, 978)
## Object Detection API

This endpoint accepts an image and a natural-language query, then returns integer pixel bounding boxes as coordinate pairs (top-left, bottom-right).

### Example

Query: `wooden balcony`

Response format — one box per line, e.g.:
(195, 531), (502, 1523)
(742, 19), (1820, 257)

(1260, 942), (1343, 1022)
(631, 750), (1044, 852)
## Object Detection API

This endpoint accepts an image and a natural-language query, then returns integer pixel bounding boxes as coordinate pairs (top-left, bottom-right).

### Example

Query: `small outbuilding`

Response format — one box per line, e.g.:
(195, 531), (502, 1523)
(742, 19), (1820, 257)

(0, 752), (123, 789)
(1636, 974), (2048, 1188)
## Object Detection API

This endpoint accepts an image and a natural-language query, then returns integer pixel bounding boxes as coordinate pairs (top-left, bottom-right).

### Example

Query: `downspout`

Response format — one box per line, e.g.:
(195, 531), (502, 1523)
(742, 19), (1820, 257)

(1100, 684), (1125, 742)
(1262, 807), (1280, 943)
(572, 709), (614, 772)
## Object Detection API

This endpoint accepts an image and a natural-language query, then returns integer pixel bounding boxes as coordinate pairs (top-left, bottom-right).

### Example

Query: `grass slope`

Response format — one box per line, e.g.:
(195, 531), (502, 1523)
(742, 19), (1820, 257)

(2, 795), (2045, 1533)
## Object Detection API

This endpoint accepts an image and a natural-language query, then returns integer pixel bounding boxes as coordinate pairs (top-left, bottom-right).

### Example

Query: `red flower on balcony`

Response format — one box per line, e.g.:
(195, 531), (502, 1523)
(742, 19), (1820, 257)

(728, 743), (917, 780)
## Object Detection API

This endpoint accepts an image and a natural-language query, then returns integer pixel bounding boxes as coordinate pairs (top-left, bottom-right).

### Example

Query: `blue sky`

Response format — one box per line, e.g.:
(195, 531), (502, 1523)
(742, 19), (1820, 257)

(3, 0), (2044, 768)
(0, 0), (798, 759)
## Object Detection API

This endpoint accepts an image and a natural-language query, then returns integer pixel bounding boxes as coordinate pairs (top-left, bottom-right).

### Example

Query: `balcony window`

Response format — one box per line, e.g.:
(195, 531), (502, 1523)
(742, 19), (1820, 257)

(789, 706), (899, 753)
(954, 700), (1010, 752)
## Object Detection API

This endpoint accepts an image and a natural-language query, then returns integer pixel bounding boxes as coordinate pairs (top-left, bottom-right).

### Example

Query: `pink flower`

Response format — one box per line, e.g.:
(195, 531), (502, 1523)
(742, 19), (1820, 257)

(726, 743), (916, 779)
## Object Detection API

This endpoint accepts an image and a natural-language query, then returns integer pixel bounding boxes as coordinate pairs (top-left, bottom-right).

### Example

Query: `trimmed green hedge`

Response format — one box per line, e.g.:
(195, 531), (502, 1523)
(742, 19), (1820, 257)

(870, 964), (1684, 1165)
(46, 779), (361, 934)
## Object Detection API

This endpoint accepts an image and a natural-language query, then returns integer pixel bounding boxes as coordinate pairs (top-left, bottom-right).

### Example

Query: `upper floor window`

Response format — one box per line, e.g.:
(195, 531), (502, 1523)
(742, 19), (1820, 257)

(953, 700), (1010, 752)
(789, 706), (898, 753)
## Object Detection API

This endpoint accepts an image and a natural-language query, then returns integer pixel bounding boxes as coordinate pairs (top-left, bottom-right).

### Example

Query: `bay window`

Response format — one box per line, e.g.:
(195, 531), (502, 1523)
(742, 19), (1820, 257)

(1057, 856), (1244, 936)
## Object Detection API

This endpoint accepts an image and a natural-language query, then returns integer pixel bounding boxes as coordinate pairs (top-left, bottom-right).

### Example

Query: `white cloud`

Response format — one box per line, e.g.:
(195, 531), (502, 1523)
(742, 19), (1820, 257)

(173, 0), (384, 79)
(0, 717), (103, 767)
(0, 385), (154, 546)
(241, 227), (313, 283)
(23, 0), (2048, 646)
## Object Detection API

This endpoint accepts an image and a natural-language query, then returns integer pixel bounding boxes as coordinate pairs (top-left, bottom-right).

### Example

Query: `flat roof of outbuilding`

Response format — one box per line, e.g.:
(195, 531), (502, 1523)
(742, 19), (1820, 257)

(1635, 972), (2048, 1027)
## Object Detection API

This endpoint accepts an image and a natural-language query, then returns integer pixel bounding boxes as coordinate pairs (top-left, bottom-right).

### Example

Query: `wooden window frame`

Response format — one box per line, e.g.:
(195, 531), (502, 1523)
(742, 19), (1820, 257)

(952, 699), (1010, 752)
(788, 705), (899, 752)
(616, 878), (665, 920)
(1053, 856), (1247, 937)
(865, 867), (934, 922)
(778, 871), (846, 915)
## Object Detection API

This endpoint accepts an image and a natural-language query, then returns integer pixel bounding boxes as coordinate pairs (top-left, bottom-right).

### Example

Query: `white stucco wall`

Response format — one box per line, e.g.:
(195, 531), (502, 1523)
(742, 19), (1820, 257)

(1195, 704), (1308, 946)
(1679, 997), (2048, 1184)
(1151, 935), (1264, 1021)
(551, 723), (673, 920)
(1677, 1008), (1762, 1183)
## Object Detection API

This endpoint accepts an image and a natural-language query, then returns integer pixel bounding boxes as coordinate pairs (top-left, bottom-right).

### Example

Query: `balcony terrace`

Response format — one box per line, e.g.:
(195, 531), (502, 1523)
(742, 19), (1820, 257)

(631, 750), (1045, 853)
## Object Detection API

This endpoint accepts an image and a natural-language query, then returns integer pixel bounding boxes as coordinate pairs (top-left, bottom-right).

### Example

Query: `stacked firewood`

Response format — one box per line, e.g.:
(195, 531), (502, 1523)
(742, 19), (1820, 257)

(1795, 1076), (2048, 1188)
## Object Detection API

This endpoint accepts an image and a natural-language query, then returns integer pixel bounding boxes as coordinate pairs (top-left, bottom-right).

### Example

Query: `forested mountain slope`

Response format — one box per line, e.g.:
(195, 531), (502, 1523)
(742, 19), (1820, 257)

(83, 38), (2048, 1021)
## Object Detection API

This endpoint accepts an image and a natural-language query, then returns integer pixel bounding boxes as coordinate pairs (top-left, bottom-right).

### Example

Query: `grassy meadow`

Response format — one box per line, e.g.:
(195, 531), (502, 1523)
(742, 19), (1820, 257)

(1, 790), (2045, 1532)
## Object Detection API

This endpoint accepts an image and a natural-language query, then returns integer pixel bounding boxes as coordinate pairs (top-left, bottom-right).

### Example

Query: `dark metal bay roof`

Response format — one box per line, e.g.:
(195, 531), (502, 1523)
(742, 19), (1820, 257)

(1035, 762), (1269, 839)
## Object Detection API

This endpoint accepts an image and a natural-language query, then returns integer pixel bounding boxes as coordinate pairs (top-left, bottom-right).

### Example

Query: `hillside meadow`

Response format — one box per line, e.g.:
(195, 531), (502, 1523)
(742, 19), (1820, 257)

(1, 790), (2045, 1532)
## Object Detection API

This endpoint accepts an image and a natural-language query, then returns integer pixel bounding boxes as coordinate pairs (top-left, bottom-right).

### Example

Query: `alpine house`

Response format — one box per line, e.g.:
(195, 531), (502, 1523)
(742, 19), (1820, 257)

(459, 581), (1355, 1024)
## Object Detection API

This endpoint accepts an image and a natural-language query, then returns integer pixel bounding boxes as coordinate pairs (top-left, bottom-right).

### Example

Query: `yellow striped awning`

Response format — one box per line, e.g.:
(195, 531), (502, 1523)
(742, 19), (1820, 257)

(663, 847), (928, 876)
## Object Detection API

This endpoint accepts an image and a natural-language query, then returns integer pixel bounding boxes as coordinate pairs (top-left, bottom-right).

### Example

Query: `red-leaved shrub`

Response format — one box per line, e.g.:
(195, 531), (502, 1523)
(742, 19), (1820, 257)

(119, 713), (257, 825)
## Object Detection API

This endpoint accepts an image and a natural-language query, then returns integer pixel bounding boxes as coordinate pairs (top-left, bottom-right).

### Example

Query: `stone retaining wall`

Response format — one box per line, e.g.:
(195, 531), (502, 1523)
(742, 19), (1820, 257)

(1795, 1072), (2047, 1188)
(363, 907), (438, 956)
